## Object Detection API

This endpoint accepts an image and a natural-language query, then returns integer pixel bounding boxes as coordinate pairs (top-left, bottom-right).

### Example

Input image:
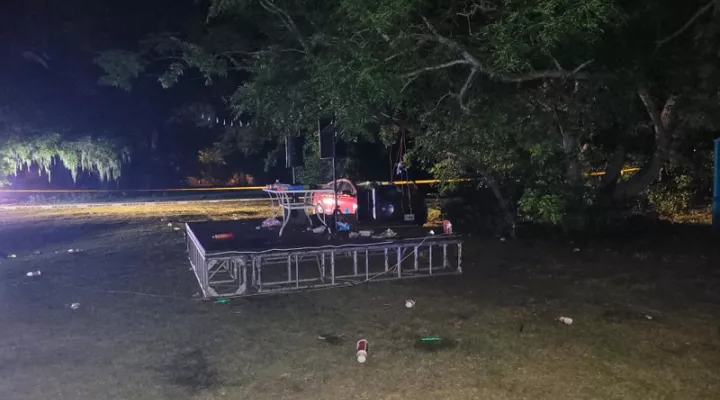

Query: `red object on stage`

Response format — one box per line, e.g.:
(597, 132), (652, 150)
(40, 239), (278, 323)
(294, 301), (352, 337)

(442, 220), (453, 235)
(212, 233), (234, 240)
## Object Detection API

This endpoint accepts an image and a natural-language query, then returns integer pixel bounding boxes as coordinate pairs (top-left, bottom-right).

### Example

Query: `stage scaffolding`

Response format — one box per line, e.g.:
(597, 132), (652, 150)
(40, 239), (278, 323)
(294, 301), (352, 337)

(186, 223), (463, 298)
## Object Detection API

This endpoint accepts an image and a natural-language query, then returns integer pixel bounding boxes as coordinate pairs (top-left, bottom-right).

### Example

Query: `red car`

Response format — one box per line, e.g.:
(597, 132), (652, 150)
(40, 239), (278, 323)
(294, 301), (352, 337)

(312, 179), (358, 215)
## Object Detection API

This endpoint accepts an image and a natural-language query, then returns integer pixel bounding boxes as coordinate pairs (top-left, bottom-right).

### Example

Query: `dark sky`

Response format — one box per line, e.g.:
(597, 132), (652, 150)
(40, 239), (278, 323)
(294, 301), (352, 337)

(0, 0), (202, 134)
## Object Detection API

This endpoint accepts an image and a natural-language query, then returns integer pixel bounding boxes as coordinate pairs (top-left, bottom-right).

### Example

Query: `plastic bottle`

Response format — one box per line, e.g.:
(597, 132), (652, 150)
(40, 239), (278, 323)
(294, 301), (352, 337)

(356, 339), (369, 363)
(26, 271), (42, 277)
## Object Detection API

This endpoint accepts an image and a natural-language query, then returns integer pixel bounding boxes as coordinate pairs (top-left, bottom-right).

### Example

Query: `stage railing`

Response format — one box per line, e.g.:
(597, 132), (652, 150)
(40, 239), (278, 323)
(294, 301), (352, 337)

(186, 225), (462, 298)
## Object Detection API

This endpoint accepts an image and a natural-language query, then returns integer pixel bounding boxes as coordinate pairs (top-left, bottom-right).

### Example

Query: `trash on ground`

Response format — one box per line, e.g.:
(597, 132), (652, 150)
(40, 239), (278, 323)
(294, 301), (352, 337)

(573, 248), (580, 252)
(336, 222), (351, 232)
(212, 233), (234, 240)
(429, 230), (435, 236)
(34, 250), (42, 255)
(8, 254), (17, 259)
(356, 339), (369, 363)
(500, 237), (507, 242)
(644, 314), (653, 320)
(312, 226), (327, 234)
(173, 227), (181, 231)
(318, 333), (343, 345)
(259, 218), (282, 229)
(70, 303), (81, 310)
(556, 316), (573, 325)
(358, 230), (372, 237)
(373, 229), (397, 239)
(405, 299), (416, 308)
(167, 222), (173, 227)
(414, 337), (457, 352)
(214, 299), (231, 304)
(348, 232), (360, 239)
(26, 271), (42, 277)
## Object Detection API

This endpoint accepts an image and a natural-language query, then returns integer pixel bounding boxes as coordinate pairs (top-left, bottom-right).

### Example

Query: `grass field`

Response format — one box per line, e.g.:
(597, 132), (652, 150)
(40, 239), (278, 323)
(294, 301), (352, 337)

(1, 202), (719, 400)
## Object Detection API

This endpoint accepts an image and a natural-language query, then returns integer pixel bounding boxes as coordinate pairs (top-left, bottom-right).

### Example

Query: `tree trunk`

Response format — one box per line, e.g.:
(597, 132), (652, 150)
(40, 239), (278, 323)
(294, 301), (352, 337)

(612, 89), (676, 200)
(480, 171), (516, 238)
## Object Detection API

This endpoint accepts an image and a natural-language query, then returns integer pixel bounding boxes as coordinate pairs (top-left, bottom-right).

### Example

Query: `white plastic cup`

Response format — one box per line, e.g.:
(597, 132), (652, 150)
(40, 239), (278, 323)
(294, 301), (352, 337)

(26, 271), (42, 277)
(356, 339), (369, 363)
(405, 299), (416, 308)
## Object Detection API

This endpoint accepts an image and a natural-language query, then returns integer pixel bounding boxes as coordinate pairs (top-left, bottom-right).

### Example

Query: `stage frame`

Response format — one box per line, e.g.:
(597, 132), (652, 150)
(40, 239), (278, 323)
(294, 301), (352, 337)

(186, 224), (463, 298)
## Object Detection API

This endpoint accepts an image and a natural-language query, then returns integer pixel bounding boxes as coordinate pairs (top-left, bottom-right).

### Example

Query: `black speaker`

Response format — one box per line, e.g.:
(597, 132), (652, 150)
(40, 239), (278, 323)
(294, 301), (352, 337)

(318, 118), (335, 159)
(356, 183), (427, 225)
(285, 136), (304, 168)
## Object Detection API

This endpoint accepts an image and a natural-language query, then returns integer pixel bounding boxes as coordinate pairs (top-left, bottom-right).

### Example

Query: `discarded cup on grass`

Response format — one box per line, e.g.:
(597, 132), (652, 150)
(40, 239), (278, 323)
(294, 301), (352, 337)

(167, 222), (173, 227)
(356, 339), (369, 363)
(26, 271), (42, 277)
(212, 233), (234, 240)
(405, 299), (416, 308)
(556, 316), (573, 325)
(8, 254), (17, 259)
(70, 303), (81, 310)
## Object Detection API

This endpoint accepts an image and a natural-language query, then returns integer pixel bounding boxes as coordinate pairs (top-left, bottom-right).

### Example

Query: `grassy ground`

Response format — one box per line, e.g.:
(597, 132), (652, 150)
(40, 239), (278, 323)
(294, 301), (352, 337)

(0, 202), (719, 400)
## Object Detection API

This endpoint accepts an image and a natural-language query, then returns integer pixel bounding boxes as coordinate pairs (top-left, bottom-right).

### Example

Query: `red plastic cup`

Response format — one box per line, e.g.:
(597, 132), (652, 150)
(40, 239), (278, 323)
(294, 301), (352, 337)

(212, 233), (234, 240)
(356, 339), (369, 363)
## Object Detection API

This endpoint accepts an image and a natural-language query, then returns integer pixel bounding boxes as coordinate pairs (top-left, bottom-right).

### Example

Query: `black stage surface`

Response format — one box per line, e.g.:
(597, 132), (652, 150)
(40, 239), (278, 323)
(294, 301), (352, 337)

(186, 218), (439, 254)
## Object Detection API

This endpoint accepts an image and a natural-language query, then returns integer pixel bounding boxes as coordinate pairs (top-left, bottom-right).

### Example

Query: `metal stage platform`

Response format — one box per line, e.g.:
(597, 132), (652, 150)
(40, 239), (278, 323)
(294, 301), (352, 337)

(185, 219), (463, 298)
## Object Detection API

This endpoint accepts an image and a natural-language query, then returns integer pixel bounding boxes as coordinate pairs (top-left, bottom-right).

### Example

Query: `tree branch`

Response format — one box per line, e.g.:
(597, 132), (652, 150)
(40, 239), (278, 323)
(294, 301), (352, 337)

(656, 1), (715, 50)
(401, 59), (471, 79)
(419, 17), (593, 83)
(259, 0), (310, 54)
(456, 67), (478, 108)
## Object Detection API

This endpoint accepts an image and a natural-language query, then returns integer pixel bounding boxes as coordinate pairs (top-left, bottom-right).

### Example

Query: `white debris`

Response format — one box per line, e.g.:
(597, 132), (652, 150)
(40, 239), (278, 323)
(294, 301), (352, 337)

(70, 303), (81, 310)
(573, 248), (580, 252)
(173, 227), (181, 231)
(312, 226), (327, 234)
(26, 271), (42, 277)
(167, 222), (173, 227)
(556, 316), (573, 325)
(8, 254), (17, 259)
(405, 299), (416, 308)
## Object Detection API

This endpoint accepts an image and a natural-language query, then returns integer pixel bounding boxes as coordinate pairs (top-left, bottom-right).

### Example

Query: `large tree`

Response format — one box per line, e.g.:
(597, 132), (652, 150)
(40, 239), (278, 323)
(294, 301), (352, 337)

(97, 0), (720, 229)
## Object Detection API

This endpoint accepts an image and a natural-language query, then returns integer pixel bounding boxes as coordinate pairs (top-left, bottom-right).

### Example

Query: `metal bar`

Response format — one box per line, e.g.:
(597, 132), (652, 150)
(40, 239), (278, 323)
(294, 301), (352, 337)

(287, 255), (292, 283)
(365, 250), (369, 281)
(397, 247), (402, 278)
(295, 254), (299, 288)
(330, 251), (336, 285)
(321, 253), (326, 281)
(457, 243), (463, 273)
(353, 251), (358, 275)
(414, 246), (419, 271)
(429, 245), (433, 275)
(443, 244), (448, 269)
(384, 249), (389, 272)
(257, 257), (263, 291)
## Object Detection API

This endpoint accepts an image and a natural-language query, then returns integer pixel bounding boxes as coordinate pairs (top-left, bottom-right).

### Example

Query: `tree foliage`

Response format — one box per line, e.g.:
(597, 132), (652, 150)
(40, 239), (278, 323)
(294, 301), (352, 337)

(97, 0), (720, 230)
(0, 108), (130, 186)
